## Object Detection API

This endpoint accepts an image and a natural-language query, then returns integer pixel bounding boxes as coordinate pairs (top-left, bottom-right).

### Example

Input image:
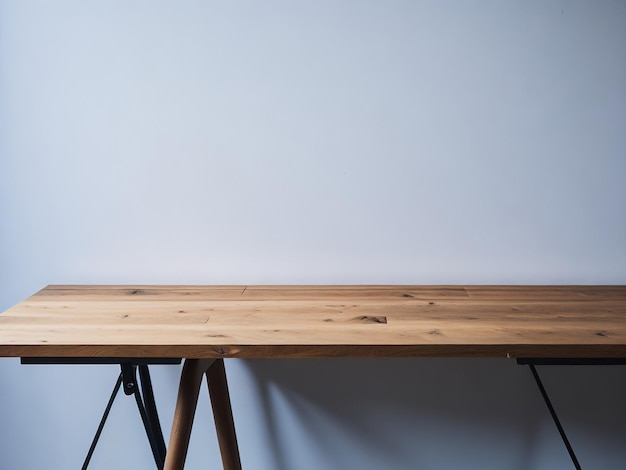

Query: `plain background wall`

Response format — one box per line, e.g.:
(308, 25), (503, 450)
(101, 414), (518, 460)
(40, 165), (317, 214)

(1, 1), (625, 468)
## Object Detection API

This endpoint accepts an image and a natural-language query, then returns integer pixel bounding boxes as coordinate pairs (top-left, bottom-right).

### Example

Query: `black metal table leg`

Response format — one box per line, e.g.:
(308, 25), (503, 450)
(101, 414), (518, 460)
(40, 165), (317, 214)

(527, 364), (581, 470)
(21, 358), (180, 469)
(82, 374), (123, 470)
(122, 363), (166, 469)
(517, 358), (626, 470)
(139, 365), (168, 463)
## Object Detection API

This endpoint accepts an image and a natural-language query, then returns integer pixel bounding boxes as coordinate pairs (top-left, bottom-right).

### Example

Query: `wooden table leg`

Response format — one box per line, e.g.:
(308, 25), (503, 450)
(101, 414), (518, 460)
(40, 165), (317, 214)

(206, 359), (242, 470)
(164, 358), (242, 470)
(164, 359), (215, 470)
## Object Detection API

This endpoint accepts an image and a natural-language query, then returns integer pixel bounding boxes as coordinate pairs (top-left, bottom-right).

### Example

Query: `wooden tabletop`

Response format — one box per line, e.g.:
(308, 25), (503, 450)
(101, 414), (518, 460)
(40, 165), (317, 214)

(0, 285), (625, 359)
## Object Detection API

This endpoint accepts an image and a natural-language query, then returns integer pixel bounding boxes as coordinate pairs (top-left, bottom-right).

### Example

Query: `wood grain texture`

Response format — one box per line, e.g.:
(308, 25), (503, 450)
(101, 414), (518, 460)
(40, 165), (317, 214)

(1, 285), (625, 358)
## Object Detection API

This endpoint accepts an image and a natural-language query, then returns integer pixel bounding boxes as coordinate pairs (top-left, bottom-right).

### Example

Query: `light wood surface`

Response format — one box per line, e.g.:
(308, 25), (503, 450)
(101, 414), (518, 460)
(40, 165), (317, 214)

(1, 285), (625, 358)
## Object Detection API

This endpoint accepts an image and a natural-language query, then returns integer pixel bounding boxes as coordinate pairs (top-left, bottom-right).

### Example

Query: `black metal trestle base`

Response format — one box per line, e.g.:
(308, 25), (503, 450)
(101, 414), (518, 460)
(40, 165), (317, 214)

(81, 362), (166, 469)
(21, 357), (181, 469)
(517, 358), (626, 470)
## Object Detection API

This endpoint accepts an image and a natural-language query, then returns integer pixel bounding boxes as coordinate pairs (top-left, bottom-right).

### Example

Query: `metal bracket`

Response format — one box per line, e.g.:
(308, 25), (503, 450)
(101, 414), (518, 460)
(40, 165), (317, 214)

(517, 358), (626, 366)
(121, 362), (138, 396)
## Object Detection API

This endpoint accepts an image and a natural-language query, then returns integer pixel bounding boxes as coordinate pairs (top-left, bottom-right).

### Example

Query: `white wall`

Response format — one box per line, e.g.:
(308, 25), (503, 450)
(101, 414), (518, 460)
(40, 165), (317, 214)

(1, 1), (625, 468)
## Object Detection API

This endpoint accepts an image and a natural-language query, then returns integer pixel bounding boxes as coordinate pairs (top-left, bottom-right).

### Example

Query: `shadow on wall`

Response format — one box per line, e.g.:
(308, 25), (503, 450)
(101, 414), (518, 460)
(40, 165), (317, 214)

(240, 358), (626, 470)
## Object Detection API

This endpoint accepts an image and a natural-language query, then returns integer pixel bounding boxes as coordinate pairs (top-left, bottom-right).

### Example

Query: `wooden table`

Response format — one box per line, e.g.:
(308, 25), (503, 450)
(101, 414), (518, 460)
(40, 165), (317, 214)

(1, 285), (625, 469)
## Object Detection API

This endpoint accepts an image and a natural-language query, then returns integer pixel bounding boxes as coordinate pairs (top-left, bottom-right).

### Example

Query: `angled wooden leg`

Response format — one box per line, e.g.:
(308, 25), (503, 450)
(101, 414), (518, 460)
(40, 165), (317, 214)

(164, 359), (215, 470)
(206, 359), (242, 470)
(164, 359), (241, 470)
